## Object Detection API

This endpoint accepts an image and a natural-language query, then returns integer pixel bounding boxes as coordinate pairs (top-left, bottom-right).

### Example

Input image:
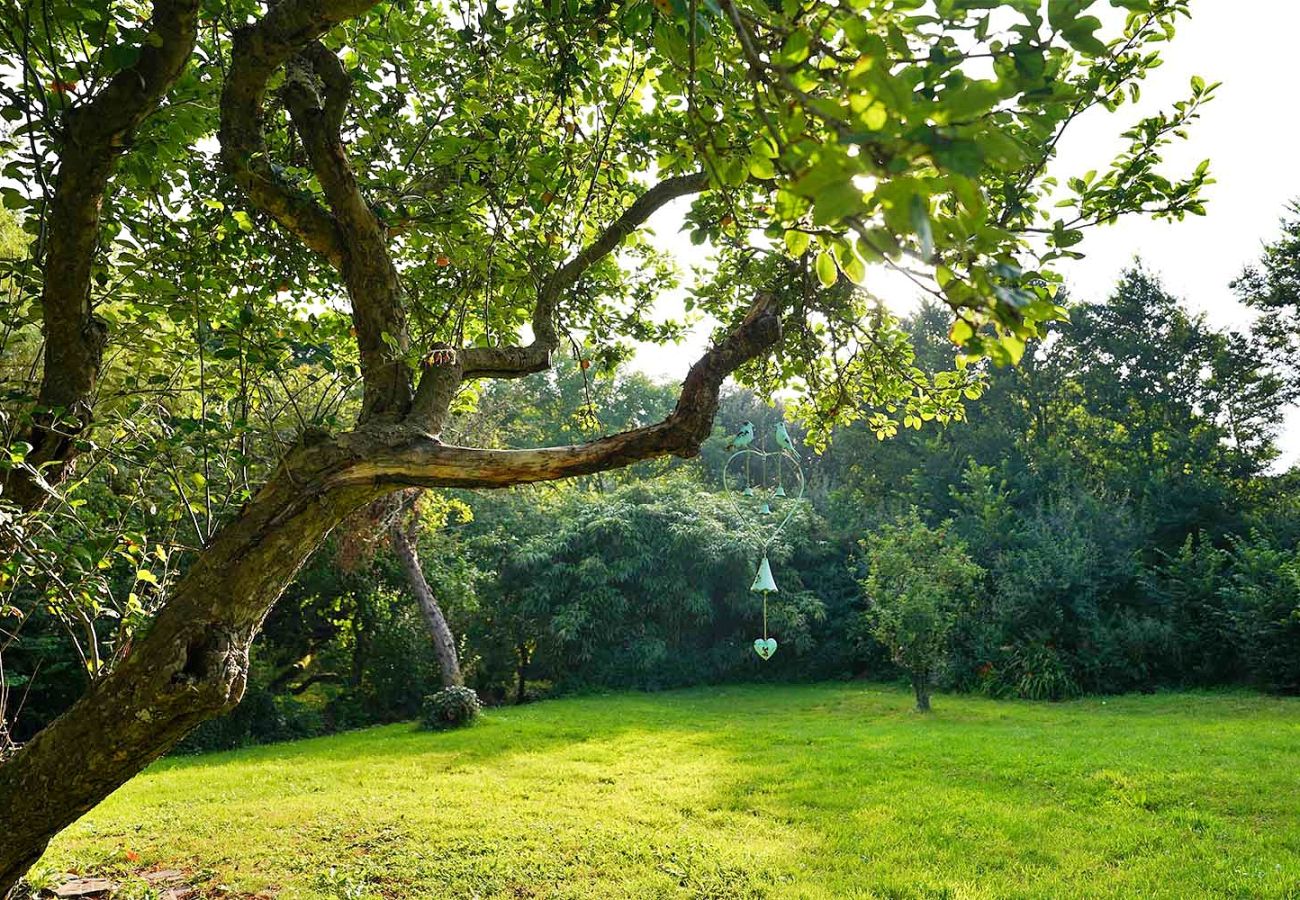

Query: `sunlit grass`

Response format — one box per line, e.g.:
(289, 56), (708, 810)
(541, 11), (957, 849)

(41, 684), (1300, 899)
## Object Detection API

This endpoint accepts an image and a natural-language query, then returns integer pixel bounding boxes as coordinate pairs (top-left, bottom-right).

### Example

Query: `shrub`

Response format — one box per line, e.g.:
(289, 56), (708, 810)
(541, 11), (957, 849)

(1221, 534), (1300, 693)
(1141, 535), (1235, 686)
(421, 685), (482, 729)
(861, 511), (984, 711)
(1006, 641), (1081, 701)
(176, 688), (324, 753)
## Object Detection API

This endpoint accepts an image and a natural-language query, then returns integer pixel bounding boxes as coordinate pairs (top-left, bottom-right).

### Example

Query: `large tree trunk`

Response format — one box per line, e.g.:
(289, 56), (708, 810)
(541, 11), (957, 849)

(0, 437), (379, 895)
(1, 0), (200, 512)
(390, 517), (462, 688)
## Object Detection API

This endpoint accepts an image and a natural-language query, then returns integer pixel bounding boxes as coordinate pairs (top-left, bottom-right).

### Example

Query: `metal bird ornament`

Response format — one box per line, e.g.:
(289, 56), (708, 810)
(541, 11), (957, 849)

(774, 420), (796, 453)
(725, 421), (755, 451)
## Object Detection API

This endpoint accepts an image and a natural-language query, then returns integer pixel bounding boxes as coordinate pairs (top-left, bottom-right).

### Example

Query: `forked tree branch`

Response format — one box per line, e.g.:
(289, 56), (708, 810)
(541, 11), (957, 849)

(281, 45), (378, 245)
(217, 0), (381, 270)
(219, 0), (416, 420)
(458, 171), (710, 380)
(355, 290), (780, 488)
(281, 41), (411, 420)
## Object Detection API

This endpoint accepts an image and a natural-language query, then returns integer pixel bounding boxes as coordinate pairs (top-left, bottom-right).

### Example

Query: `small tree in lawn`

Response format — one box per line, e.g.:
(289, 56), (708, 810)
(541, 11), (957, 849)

(862, 513), (983, 712)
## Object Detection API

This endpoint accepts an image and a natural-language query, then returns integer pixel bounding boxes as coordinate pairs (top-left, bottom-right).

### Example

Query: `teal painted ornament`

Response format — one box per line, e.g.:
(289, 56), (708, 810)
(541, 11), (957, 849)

(719, 423), (802, 534)
(725, 421), (755, 451)
(751, 555), (778, 593)
(774, 420), (796, 453)
(717, 424), (804, 666)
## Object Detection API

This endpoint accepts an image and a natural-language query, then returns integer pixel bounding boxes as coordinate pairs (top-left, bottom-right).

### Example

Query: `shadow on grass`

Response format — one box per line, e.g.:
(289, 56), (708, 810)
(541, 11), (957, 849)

(50, 683), (1300, 899)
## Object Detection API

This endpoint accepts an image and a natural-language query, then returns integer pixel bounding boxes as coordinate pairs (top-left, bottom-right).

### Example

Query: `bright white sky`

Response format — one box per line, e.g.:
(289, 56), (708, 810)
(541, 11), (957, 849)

(631, 0), (1300, 466)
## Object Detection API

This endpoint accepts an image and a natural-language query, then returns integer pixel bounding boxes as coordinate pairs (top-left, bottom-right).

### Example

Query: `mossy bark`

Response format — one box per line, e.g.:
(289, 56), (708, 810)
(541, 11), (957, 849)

(1, 0), (200, 512)
(0, 439), (380, 896)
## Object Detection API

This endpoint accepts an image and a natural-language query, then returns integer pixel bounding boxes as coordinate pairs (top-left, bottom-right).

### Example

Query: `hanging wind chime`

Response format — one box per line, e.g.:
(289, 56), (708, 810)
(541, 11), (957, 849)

(721, 420), (804, 661)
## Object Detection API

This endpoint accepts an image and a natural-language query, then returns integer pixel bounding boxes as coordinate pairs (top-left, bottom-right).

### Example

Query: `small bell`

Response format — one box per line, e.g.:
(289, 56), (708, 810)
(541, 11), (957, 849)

(742, 486), (754, 497)
(751, 555), (778, 593)
(774, 484), (787, 498)
(760, 501), (772, 515)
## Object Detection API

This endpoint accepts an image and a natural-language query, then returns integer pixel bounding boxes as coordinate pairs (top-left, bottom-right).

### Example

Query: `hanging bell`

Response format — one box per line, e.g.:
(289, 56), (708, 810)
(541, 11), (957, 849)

(742, 486), (754, 497)
(760, 501), (773, 515)
(751, 555), (778, 593)
(774, 484), (787, 498)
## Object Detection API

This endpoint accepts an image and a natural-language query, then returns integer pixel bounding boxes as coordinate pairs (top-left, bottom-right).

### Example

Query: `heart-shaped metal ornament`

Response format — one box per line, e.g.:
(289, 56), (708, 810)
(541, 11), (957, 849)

(753, 637), (778, 660)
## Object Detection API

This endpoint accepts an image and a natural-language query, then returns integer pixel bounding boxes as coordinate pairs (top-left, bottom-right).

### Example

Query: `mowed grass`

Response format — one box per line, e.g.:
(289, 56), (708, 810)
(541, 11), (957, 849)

(39, 684), (1300, 899)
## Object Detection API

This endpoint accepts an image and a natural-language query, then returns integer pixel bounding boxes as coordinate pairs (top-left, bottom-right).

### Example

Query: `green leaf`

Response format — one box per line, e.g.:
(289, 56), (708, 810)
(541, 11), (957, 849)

(102, 42), (141, 73)
(775, 30), (810, 66)
(748, 156), (776, 180)
(815, 250), (838, 288)
(1061, 16), (1107, 56)
(840, 251), (866, 285)
(812, 179), (865, 225)
(784, 230), (811, 257)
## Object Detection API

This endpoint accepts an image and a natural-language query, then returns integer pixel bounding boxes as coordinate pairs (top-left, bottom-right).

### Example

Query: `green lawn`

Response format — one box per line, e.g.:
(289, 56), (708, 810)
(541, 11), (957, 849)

(37, 684), (1300, 899)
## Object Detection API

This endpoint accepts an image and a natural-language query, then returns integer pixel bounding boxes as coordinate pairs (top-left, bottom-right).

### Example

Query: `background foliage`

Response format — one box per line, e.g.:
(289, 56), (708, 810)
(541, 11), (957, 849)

(7, 211), (1300, 749)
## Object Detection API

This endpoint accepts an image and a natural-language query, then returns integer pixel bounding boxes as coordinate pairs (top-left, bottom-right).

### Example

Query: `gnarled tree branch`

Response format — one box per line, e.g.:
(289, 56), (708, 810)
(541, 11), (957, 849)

(2, 0), (201, 512)
(281, 41), (411, 421)
(458, 170), (710, 380)
(217, 0), (380, 270)
(356, 290), (779, 488)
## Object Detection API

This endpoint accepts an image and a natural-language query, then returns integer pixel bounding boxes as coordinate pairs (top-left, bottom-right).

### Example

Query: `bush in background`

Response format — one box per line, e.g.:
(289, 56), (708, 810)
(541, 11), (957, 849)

(421, 686), (482, 730)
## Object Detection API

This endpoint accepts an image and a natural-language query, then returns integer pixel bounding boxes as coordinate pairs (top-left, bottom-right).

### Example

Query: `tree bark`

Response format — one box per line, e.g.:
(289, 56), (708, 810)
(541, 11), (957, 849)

(515, 642), (530, 705)
(0, 436), (381, 895)
(389, 513), (462, 688)
(2, 0), (201, 511)
(912, 674), (932, 713)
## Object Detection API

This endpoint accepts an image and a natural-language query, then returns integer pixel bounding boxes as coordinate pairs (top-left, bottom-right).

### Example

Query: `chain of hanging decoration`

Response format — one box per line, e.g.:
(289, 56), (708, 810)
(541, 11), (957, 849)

(720, 420), (804, 661)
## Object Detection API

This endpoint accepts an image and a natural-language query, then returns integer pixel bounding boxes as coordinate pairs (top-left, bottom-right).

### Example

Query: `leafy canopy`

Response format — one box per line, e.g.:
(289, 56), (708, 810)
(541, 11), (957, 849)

(1, 0), (1214, 440)
(0, 0), (1213, 681)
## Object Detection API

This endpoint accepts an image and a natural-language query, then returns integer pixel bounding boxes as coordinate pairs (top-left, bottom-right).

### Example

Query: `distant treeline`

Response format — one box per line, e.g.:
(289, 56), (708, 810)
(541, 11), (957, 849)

(11, 226), (1300, 751)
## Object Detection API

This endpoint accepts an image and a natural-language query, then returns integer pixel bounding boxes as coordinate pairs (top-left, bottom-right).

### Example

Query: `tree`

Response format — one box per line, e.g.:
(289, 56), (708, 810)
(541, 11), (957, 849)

(369, 491), (465, 689)
(1040, 269), (1279, 543)
(861, 512), (982, 712)
(1235, 202), (1300, 391)
(331, 489), (468, 689)
(390, 503), (463, 688)
(0, 0), (1213, 889)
